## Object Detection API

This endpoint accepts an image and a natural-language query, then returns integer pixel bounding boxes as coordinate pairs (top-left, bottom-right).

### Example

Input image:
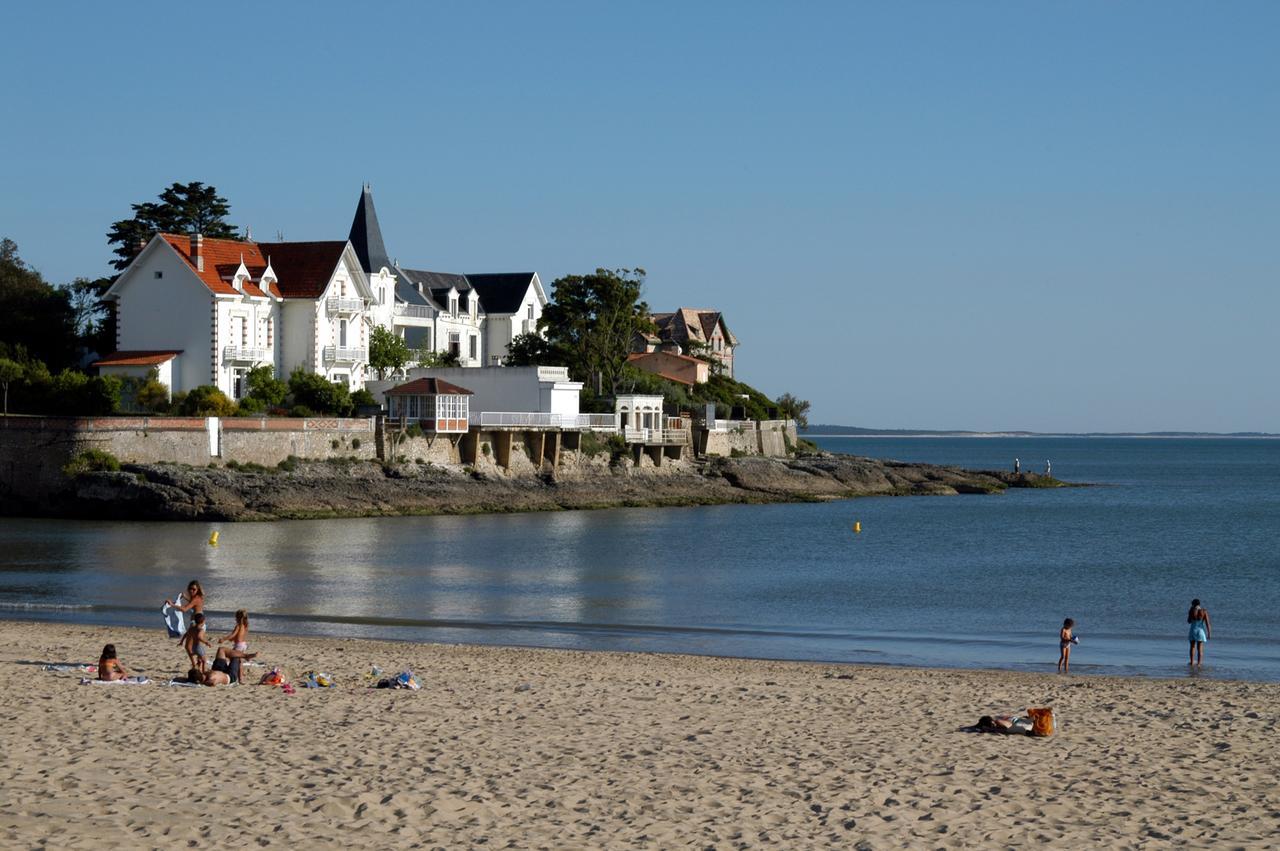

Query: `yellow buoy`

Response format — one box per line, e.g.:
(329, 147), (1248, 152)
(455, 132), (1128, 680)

(208, 531), (219, 547)
(853, 521), (861, 534)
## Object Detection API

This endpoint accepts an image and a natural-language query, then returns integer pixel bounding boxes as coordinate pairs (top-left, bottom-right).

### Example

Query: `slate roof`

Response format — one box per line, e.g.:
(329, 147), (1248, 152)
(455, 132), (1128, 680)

(257, 241), (348, 299)
(159, 235), (268, 296)
(348, 186), (393, 275)
(464, 273), (535, 315)
(651, 308), (738, 348)
(384, 377), (474, 396)
(93, 350), (182, 367)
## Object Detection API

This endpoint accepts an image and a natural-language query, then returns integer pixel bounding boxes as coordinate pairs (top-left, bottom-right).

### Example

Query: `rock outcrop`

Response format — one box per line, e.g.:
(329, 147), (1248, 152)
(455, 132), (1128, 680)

(17, 453), (1071, 521)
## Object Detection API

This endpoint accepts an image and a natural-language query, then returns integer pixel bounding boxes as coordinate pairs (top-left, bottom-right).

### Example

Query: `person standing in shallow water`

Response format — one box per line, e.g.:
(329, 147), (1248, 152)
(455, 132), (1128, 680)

(1014, 458), (1020, 474)
(1188, 599), (1211, 667)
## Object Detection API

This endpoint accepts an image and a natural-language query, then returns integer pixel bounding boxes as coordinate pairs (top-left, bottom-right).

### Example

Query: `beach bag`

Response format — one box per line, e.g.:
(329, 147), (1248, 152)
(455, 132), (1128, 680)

(1026, 707), (1055, 737)
(258, 668), (284, 686)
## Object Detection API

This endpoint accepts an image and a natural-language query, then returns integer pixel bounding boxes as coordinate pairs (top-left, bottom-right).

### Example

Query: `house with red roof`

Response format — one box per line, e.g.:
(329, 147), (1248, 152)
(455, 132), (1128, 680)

(99, 231), (375, 399)
(640, 308), (738, 378)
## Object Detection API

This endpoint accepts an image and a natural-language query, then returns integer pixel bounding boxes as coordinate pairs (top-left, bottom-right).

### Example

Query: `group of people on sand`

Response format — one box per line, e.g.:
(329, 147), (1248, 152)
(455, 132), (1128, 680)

(97, 579), (257, 685)
(1054, 598), (1213, 674)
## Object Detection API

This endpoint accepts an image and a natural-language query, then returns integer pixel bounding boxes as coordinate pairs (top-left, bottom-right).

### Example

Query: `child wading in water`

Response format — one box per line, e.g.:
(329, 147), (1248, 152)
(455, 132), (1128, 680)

(180, 613), (212, 673)
(1057, 618), (1079, 673)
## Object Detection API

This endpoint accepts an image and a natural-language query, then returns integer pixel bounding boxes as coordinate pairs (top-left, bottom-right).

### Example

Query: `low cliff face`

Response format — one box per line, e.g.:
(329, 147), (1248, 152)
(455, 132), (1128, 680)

(15, 453), (1070, 521)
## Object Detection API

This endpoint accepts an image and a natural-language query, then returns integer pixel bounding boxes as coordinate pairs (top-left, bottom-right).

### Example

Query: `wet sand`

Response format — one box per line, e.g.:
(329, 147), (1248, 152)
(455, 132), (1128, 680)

(1, 620), (1277, 848)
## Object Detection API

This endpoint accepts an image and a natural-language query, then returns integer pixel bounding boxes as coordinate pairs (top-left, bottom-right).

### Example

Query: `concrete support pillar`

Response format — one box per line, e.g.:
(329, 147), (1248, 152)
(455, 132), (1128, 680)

(548, 431), (561, 472)
(496, 431), (512, 470)
(527, 431), (545, 467)
(632, 444), (643, 467)
(460, 428), (479, 465)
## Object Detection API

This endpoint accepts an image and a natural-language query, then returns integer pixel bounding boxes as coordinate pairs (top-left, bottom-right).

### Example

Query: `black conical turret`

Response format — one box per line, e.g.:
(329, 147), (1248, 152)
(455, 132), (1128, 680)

(348, 184), (393, 274)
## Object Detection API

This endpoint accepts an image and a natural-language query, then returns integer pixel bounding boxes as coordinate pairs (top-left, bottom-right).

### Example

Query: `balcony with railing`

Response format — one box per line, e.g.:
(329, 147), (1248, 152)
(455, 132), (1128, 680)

(624, 427), (689, 445)
(326, 297), (364, 315)
(323, 346), (367, 364)
(222, 346), (270, 363)
(393, 303), (435, 320)
(468, 411), (619, 432)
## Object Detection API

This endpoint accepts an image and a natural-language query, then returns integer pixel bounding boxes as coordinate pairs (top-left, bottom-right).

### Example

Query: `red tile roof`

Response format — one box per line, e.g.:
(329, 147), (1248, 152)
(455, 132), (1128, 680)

(257, 241), (350, 299)
(385, 378), (474, 396)
(93, 350), (182, 367)
(160, 234), (267, 296)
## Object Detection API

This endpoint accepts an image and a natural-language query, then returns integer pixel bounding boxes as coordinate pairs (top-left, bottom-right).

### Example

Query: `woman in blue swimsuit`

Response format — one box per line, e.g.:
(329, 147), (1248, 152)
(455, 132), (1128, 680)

(1187, 598), (1211, 667)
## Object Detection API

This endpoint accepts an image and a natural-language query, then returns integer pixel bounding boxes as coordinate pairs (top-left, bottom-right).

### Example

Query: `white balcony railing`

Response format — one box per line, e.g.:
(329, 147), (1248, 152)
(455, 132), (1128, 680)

(710, 419), (756, 432)
(323, 346), (367, 363)
(468, 411), (619, 432)
(326, 297), (363, 315)
(223, 346), (269, 363)
(624, 427), (690, 445)
(394, 303), (434, 319)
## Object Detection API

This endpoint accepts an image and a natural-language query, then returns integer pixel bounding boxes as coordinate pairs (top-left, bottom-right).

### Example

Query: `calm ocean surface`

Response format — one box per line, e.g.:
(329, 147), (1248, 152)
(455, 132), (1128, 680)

(1, 437), (1277, 681)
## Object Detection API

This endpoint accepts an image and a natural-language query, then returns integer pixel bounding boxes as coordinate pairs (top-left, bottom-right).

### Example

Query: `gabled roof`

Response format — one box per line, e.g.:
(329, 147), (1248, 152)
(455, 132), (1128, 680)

(93, 350), (182, 367)
(385, 377), (474, 396)
(464, 273), (535, 315)
(257, 241), (349, 299)
(652, 308), (738, 347)
(159, 234), (267, 296)
(348, 186), (393, 275)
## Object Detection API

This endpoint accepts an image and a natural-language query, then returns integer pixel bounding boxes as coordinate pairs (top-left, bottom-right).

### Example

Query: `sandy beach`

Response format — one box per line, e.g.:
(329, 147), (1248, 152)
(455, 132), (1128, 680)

(2, 620), (1277, 849)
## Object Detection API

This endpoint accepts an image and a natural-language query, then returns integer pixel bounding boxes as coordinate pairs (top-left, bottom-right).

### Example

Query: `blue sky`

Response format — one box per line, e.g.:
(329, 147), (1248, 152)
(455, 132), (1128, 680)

(2, 2), (1276, 431)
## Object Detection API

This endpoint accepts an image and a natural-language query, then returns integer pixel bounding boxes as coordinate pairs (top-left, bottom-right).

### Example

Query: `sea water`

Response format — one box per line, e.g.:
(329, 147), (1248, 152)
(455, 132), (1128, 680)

(1, 437), (1277, 681)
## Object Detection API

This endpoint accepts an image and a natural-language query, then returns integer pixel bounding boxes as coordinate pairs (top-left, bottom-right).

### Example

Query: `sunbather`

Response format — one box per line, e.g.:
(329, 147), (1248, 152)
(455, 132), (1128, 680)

(97, 644), (129, 681)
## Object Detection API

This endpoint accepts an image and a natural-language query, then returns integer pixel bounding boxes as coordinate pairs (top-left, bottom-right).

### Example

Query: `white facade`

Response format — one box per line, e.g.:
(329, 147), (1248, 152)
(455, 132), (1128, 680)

(366, 366), (582, 419)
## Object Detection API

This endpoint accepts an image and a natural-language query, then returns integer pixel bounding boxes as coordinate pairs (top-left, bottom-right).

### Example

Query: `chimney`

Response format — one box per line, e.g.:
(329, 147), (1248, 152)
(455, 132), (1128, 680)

(190, 233), (204, 272)
(134, 236), (148, 257)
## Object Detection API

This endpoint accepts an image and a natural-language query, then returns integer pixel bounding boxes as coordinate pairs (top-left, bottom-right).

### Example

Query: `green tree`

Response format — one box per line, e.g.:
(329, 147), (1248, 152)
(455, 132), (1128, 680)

(0, 357), (22, 414)
(368, 326), (411, 379)
(245, 365), (287, 407)
(288, 369), (353, 416)
(106, 182), (239, 270)
(0, 239), (80, 370)
(776, 393), (811, 428)
(66, 275), (117, 356)
(177, 385), (237, 417)
(133, 371), (171, 413)
(503, 331), (553, 366)
(415, 349), (461, 368)
(540, 268), (654, 397)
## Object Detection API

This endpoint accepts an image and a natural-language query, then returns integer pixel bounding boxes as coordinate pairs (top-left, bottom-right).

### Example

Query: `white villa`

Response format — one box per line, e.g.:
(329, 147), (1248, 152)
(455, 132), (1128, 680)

(95, 187), (548, 399)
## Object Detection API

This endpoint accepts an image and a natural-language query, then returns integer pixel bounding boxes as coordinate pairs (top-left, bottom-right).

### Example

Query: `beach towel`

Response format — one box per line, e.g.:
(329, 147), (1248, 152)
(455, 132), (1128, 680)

(80, 676), (151, 685)
(300, 671), (335, 688)
(42, 663), (98, 673)
(162, 593), (186, 638)
(165, 678), (204, 688)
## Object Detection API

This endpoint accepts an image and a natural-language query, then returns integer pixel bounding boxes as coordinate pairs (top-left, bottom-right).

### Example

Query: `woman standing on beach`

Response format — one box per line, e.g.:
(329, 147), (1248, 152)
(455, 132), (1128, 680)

(164, 580), (205, 617)
(1188, 599), (1211, 667)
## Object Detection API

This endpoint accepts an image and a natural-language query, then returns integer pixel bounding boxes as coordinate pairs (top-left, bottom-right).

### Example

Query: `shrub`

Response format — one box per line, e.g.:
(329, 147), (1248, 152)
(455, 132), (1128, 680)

(177, 385), (237, 417)
(63, 448), (121, 477)
(277, 455), (300, 472)
(236, 396), (267, 415)
(287, 369), (353, 416)
(481, 442), (491, 457)
(351, 388), (377, 409)
(134, 376), (171, 413)
(246, 365), (287, 407)
(730, 448), (748, 458)
(351, 438), (361, 450)
(331, 439), (341, 450)
(288, 404), (315, 418)
(404, 423), (424, 439)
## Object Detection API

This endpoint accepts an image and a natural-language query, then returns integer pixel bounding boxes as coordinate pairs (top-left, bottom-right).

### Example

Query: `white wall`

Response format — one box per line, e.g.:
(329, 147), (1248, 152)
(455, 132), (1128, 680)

(215, 296), (280, 397)
(366, 366), (581, 416)
(112, 244), (215, 394)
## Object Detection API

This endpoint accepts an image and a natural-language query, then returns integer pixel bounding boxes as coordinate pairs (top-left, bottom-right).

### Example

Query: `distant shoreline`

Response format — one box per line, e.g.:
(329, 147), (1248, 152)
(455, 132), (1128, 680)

(804, 431), (1279, 439)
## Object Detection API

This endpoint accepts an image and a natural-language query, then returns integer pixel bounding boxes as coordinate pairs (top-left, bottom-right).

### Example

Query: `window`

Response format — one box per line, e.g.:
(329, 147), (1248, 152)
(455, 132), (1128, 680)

(450, 296), (458, 317)
(469, 335), (477, 360)
(154, 271), (164, 279)
(448, 332), (461, 358)
(339, 319), (348, 348)
(266, 317), (274, 348)
(232, 369), (246, 400)
(527, 303), (535, 320)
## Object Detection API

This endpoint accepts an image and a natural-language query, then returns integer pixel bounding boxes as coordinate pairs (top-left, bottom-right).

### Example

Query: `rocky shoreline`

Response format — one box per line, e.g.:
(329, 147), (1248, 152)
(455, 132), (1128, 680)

(27, 452), (1072, 521)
